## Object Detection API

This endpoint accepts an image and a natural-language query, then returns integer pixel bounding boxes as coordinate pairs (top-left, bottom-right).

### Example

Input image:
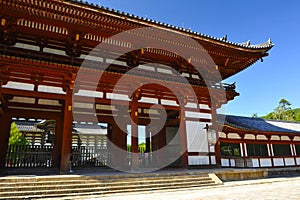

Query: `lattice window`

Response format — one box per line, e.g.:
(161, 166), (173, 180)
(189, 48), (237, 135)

(273, 144), (292, 156)
(246, 144), (268, 156)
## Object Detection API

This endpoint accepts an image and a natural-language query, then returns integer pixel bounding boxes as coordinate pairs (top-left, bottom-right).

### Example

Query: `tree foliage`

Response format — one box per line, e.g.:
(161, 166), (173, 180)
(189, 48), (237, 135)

(9, 122), (28, 146)
(263, 99), (296, 121)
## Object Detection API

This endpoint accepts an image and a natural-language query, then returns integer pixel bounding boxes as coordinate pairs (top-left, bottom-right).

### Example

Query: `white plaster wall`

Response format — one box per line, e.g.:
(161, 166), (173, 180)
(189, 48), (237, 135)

(260, 158), (272, 167)
(211, 156), (216, 165)
(188, 156), (209, 165)
(296, 157), (300, 165)
(186, 121), (208, 152)
(221, 158), (230, 167)
(284, 158), (295, 166)
(251, 158), (259, 167)
(230, 158), (235, 167)
(273, 158), (284, 166)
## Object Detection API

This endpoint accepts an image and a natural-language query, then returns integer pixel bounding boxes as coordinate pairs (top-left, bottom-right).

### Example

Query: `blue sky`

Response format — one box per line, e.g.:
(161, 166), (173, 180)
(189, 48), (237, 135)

(90, 0), (300, 117)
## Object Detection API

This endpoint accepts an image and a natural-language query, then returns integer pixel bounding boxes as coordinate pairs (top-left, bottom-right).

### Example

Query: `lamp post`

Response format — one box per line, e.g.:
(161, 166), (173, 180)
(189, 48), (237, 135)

(204, 124), (217, 166)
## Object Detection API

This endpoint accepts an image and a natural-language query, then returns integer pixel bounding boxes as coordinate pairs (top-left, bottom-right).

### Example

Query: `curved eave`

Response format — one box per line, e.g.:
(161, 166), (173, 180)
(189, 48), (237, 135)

(221, 55), (263, 80)
(2, 0), (274, 53)
(67, 0), (274, 52)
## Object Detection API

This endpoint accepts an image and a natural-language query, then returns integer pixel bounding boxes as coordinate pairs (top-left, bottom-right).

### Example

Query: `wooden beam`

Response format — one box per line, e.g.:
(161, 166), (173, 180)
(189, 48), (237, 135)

(7, 108), (61, 119)
(8, 102), (62, 111)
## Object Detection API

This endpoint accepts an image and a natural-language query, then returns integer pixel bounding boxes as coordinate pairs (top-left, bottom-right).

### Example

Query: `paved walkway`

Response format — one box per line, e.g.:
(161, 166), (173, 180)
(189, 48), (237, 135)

(87, 176), (300, 200)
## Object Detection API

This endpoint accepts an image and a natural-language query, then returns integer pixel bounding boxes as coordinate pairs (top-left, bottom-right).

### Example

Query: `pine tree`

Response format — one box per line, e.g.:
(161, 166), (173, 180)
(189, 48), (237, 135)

(267, 99), (295, 121)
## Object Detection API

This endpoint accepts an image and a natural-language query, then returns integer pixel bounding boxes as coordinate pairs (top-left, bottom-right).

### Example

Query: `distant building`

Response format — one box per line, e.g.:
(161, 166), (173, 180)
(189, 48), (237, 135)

(219, 115), (300, 168)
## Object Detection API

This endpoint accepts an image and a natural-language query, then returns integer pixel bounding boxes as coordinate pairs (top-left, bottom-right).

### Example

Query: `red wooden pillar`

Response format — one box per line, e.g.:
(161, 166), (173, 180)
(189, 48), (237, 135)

(130, 89), (140, 171)
(111, 121), (127, 168)
(179, 103), (188, 169)
(211, 105), (221, 167)
(151, 127), (166, 167)
(0, 113), (11, 168)
(59, 93), (73, 174)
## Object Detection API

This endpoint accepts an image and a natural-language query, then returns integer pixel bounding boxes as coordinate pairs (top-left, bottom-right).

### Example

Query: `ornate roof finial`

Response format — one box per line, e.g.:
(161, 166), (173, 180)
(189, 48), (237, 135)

(245, 40), (251, 46)
(221, 35), (227, 41)
(268, 38), (272, 45)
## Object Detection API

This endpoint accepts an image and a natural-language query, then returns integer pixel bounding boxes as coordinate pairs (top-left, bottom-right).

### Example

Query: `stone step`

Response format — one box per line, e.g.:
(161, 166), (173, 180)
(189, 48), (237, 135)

(0, 177), (213, 192)
(0, 175), (212, 187)
(0, 178), (215, 194)
(0, 175), (211, 189)
(0, 173), (222, 199)
(0, 182), (217, 199)
(0, 173), (210, 183)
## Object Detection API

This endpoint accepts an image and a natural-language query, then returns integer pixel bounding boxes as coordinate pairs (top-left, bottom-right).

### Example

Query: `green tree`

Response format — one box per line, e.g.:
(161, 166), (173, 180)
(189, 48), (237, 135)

(293, 108), (300, 122)
(7, 123), (29, 166)
(138, 142), (146, 153)
(9, 122), (28, 146)
(265, 99), (295, 121)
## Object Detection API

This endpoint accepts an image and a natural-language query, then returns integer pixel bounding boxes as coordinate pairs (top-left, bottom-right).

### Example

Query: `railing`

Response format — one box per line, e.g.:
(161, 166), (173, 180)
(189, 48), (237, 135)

(71, 146), (111, 167)
(6, 145), (52, 168)
(5, 145), (111, 168)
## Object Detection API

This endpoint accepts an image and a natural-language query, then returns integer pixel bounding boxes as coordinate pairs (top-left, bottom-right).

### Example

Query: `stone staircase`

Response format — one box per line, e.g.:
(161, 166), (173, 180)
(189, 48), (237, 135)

(0, 172), (222, 199)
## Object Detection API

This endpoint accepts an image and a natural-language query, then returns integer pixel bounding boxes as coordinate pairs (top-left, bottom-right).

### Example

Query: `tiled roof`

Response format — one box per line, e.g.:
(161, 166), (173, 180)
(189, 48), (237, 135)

(73, 123), (107, 135)
(221, 115), (300, 134)
(13, 120), (44, 133)
(14, 120), (107, 134)
(69, 0), (274, 50)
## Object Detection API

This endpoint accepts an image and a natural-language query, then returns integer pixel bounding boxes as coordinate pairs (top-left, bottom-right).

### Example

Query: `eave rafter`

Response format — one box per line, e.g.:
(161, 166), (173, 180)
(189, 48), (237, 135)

(0, 0), (273, 80)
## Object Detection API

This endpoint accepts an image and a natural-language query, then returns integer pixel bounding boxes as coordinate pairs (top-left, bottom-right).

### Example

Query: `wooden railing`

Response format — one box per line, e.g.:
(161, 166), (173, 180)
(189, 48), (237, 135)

(5, 145), (111, 168)
(6, 145), (53, 168)
(71, 146), (111, 167)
